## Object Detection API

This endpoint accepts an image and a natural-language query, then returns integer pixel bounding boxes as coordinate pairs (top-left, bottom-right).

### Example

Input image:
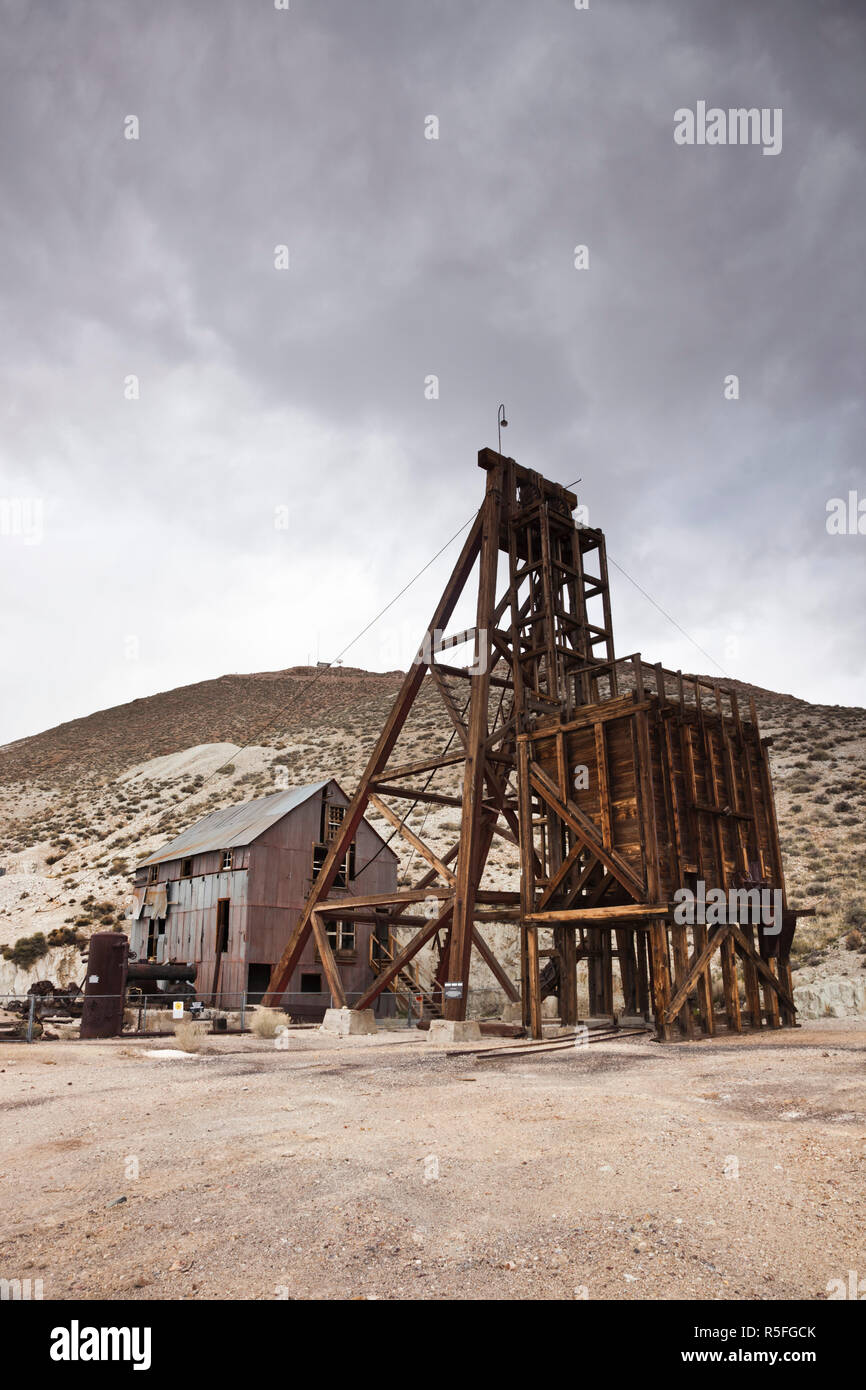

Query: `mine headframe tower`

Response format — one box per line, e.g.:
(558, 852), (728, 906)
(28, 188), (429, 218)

(265, 448), (796, 1040)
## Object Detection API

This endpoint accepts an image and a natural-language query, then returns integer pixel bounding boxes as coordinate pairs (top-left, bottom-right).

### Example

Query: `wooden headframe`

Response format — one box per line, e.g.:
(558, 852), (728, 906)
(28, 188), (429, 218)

(264, 449), (797, 1040)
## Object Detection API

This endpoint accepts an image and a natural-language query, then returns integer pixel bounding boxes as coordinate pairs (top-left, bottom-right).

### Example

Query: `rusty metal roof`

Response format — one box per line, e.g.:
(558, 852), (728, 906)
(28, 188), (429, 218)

(136, 780), (331, 867)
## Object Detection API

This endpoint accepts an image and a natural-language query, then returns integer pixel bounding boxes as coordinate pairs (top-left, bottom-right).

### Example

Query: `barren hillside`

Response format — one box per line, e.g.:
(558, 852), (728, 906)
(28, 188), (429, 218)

(0, 667), (863, 1008)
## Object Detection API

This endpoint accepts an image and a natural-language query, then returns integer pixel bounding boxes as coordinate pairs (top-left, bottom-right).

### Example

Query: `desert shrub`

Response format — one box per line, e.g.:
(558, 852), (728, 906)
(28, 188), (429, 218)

(844, 930), (863, 951)
(173, 1020), (208, 1052)
(46, 927), (86, 949)
(250, 1007), (291, 1038)
(842, 900), (866, 932)
(1, 932), (49, 968)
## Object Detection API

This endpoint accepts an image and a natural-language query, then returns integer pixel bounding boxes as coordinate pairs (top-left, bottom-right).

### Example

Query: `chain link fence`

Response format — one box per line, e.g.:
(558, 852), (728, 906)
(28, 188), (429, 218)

(0, 986), (437, 1042)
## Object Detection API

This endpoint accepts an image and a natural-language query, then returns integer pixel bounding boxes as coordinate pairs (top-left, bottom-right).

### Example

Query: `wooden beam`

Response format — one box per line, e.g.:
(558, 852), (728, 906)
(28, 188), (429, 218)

(353, 905), (454, 1012)
(535, 835), (584, 910)
(372, 784), (463, 807)
(528, 762), (645, 901)
(263, 513), (482, 1004)
(445, 464), (503, 1021)
(372, 751), (467, 781)
(368, 793), (456, 886)
(316, 887), (451, 913)
(729, 923), (795, 1013)
(526, 903), (670, 924)
(310, 911), (347, 1009)
(471, 926), (519, 1002)
(665, 925), (732, 1022)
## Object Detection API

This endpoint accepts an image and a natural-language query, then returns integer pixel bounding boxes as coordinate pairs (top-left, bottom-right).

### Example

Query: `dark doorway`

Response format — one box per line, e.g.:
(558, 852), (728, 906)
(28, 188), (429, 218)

(247, 962), (272, 1003)
(215, 899), (230, 956)
(212, 898), (231, 1002)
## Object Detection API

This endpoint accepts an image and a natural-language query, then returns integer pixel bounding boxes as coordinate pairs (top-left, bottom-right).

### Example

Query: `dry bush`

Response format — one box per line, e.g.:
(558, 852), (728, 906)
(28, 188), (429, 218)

(173, 1019), (208, 1052)
(250, 1007), (291, 1038)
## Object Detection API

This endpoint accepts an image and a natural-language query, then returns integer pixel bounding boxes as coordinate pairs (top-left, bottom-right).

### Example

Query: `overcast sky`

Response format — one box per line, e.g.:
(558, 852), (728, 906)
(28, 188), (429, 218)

(1, 0), (864, 746)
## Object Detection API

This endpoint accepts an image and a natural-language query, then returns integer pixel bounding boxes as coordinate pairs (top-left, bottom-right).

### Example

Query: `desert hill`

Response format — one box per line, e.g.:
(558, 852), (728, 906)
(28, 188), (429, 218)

(0, 665), (863, 1011)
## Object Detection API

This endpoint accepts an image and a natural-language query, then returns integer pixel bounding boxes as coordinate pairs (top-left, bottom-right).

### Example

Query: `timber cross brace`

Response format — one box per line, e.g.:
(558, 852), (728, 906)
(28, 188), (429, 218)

(264, 447), (798, 1042)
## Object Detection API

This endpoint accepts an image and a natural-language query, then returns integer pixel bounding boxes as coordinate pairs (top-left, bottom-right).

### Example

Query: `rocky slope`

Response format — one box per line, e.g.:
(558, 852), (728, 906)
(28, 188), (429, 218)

(0, 666), (863, 1014)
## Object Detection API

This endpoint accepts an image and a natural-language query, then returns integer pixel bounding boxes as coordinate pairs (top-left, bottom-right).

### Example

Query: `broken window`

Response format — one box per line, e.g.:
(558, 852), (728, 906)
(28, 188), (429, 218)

(180, 857), (193, 878)
(147, 865), (159, 884)
(321, 800), (346, 842)
(300, 972), (321, 994)
(312, 842), (328, 880)
(325, 920), (356, 954)
(312, 841), (355, 887)
(221, 849), (233, 870)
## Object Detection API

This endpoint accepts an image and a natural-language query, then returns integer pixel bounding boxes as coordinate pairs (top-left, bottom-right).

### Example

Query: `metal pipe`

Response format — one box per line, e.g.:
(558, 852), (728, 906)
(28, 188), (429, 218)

(127, 962), (196, 982)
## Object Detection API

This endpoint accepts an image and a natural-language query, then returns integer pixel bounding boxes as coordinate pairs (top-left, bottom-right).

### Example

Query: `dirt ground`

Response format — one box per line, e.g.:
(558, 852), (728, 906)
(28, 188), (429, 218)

(1, 1019), (864, 1301)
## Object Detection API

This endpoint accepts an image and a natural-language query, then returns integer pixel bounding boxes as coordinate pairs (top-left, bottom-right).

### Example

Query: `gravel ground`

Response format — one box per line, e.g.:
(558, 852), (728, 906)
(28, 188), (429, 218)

(1, 1018), (864, 1301)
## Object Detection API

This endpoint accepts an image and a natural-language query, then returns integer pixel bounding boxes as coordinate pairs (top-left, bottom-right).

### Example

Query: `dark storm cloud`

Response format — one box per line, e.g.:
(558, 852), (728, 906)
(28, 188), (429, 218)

(0, 0), (864, 743)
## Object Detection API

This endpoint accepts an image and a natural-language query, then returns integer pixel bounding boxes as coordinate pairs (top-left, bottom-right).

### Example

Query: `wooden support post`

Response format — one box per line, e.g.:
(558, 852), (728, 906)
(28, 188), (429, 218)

(692, 922), (715, 1036)
(601, 930), (614, 1017)
(650, 921), (674, 1041)
(720, 932), (742, 1033)
(445, 466), (503, 1020)
(636, 930), (650, 1017)
(778, 956), (796, 1026)
(525, 923), (542, 1039)
(741, 923), (764, 1029)
(555, 926), (578, 1025)
(310, 911), (348, 1009)
(761, 957), (782, 1029)
(554, 728), (578, 1025)
(615, 928), (638, 1015)
(670, 923), (696, 1037)
(517, 739), (542, 1037)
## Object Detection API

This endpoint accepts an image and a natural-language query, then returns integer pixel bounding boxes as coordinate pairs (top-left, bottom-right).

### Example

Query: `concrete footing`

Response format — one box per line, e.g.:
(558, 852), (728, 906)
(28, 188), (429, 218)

(427, 1019), (482, 1045)
(319, 1007), (377, 1037)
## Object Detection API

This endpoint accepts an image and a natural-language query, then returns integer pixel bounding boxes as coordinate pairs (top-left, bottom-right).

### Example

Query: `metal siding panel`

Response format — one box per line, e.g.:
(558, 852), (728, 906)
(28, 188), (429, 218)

(138, 778), (396, 1004)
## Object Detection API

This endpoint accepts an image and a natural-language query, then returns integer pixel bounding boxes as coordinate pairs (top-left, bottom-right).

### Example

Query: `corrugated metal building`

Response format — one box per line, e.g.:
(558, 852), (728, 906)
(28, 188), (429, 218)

(131, 780), (398, 1017)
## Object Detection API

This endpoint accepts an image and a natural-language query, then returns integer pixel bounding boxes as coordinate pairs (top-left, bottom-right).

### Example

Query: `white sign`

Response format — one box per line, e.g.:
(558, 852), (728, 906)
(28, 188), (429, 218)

(172, 1001), (184, 1019)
